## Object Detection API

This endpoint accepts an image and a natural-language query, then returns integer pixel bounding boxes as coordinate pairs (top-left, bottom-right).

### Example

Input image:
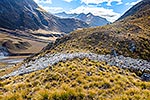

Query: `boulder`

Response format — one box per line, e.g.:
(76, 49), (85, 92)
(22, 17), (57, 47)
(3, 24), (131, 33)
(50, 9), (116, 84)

(141, 73), (150, 81)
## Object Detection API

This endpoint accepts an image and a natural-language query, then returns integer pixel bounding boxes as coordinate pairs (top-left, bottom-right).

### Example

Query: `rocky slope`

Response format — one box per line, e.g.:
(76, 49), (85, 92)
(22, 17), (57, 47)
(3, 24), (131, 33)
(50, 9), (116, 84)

(55, 12), (110, 27)
(0, 0), (88, 33)
(1, 53), (150, 81)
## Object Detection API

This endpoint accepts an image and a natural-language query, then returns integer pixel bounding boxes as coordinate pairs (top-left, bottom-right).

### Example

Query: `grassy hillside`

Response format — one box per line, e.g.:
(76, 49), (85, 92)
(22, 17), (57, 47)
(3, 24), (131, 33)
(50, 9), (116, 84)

(40, 4), (150, 61)
(0, 58), (150, 100)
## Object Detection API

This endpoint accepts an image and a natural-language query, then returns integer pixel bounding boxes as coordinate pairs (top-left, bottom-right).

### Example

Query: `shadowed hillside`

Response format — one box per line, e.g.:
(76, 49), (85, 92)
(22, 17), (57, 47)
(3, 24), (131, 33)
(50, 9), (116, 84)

(0, 0), (88, 33)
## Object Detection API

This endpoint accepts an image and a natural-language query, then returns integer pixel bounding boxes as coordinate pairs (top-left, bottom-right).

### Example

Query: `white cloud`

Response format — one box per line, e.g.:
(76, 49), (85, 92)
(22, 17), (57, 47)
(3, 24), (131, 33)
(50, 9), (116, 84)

(81, 0), (122, 6)
(34, 0), (52, 4)
(69, 5), (120, 22)
(63, 0), (73, 2)
(34, 0), (61, 13)
(42, 6), (64, 13)
(125, 0), (142, 6)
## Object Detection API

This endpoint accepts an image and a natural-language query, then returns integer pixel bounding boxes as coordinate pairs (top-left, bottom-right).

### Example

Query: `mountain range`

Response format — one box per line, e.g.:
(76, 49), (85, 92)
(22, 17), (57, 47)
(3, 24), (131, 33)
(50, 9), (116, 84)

(55, 12), (110, 27)
(0, 0), (88, 33)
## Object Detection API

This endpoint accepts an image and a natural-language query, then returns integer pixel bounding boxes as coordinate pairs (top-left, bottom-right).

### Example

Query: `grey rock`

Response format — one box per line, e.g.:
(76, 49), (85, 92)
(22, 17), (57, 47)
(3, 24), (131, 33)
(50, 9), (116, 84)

(111, 49), (117, 57)
(129, 43), (136, 52)
(141, 73), (150, 81)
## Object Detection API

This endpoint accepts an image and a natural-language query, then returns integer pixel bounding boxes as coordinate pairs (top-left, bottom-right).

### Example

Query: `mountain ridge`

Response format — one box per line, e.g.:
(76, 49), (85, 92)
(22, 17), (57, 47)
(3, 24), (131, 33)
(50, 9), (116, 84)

(118, 0), (150, 20)
(55, 12), (110, 27)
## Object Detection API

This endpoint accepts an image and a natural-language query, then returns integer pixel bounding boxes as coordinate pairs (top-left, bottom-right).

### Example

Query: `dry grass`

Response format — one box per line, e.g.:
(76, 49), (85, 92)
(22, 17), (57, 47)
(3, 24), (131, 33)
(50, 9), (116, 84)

(43, 19), (150, 60)
(0, 58), (150, 100)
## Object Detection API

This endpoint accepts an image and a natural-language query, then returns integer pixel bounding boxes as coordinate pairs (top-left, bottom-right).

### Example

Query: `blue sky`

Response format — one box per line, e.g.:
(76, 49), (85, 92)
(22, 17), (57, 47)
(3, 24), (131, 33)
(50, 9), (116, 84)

(34, 0), (142, 22)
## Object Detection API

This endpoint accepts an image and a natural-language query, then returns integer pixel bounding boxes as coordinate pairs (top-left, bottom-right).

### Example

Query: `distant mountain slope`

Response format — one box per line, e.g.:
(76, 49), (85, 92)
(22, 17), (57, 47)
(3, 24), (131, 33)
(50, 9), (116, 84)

(55, 12), (110, 27)
(0, 28), (48, 56)
(0, 0), (88, 33)
(118, 0), (150, 20)
(55, 12), (77, 18)
(42, 0), (150, 61)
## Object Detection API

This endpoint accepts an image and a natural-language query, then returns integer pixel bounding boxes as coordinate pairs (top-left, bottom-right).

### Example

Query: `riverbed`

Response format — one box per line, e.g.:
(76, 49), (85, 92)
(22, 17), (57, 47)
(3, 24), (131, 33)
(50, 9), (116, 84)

(0, 55), (26, 68)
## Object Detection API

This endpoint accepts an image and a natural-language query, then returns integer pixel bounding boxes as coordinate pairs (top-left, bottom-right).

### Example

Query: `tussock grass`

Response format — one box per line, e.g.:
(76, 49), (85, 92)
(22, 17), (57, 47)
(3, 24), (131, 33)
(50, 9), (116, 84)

(0, 58), (150, 99)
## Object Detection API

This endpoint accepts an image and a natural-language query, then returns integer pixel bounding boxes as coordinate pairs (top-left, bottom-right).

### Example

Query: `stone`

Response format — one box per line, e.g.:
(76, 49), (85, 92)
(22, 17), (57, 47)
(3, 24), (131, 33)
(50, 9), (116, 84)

(141, 73), (150, 81)
(111, 49), (117, 57)
(129, 43), (136, 52)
